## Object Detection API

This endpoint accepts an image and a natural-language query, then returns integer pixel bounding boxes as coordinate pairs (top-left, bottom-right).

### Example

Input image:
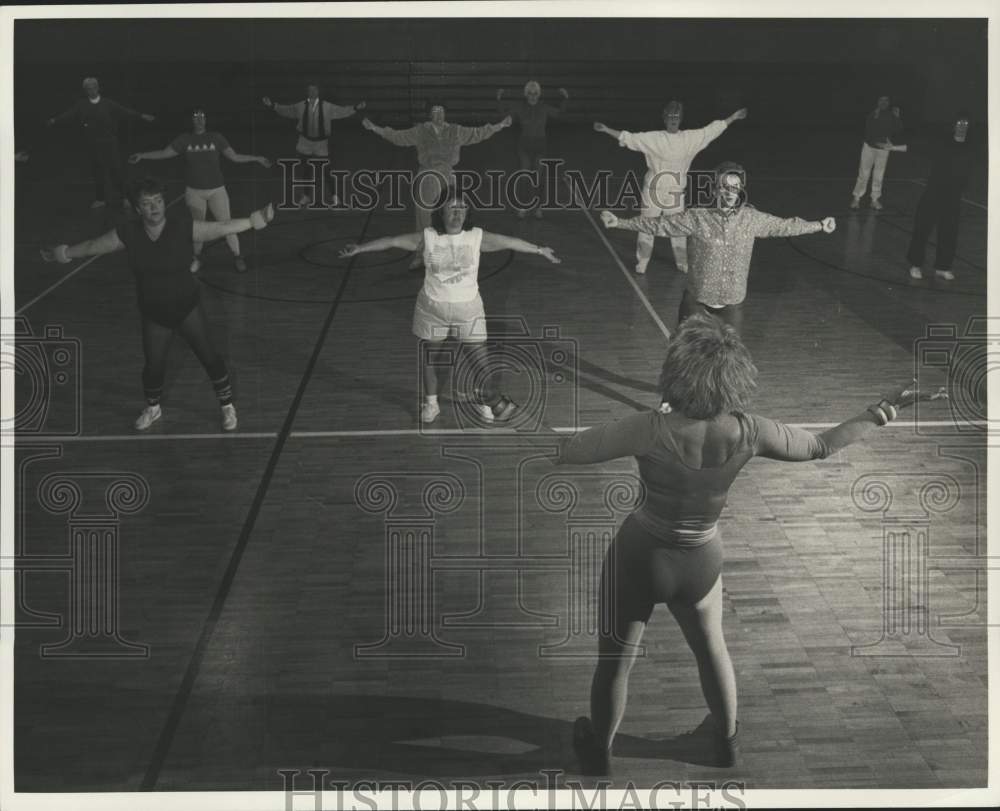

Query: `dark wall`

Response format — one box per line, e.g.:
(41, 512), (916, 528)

(14, 17), (986, 137)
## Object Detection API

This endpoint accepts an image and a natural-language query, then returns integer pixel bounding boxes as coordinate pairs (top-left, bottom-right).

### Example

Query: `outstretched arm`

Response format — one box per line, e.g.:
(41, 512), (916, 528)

(455, 119), (510, 146)
(480, 232), (560, 263)
(752, 209), (832, 238)
(192, 203), (274, 242)
(753, 382), (947, 460)
(41, 229), (124, 262)
(129, 145), (180, 163)
(593, 122), (623, 140)
(48, 101), (81, 126)
(107, 98), (155, 122)
(325, 100), (365, 121)
(339, 233), (423, 257)
(556, 411), (658, 465)
(222, 146), (272, 168)
(264, 99), (303, 120)
(600, 209), (697, 237)
(362, 119), (421, 147)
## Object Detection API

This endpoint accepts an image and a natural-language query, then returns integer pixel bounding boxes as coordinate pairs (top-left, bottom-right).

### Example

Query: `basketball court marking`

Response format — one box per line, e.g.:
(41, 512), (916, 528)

(9, 420), (984, 443)
(15, 193), (186, 315)
(565, 176), (673, 342)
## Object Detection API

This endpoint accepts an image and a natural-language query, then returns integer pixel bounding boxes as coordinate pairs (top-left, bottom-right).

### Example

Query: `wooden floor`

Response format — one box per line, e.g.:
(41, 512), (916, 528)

(9, 127), (990, 796)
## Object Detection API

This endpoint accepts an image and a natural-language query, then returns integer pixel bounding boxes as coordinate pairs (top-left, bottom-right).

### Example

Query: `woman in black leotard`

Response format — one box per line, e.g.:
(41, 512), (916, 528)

(557, 314), (946, 775)
(41, 177), (274, 432)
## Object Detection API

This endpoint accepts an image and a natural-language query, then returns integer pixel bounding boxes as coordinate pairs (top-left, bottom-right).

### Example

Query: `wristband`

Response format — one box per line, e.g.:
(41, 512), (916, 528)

(54, 244), (71, 264)
(867, 404), (889, 426)
(878, 399), (898, 422)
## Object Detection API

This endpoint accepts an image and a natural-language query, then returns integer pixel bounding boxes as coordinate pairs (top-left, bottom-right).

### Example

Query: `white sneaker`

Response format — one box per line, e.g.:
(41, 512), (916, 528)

(849, 197), (860, 210)
(91, 200), (107, 209)
(534, 208), (543, 220)
(190, 256), (202, 274)
(934, 269), (955, 281)
(909, 266), (923, 280)
(635, 262), (648, 275)
(473, 404), (494, 423)
(420, 400), (441, 424)
(135, 404), (162, 431)
(221, 403), (238, 431)
(870, 199), (883, 211)
(676, 262), (689, 274)
(517, 209), (527, 219)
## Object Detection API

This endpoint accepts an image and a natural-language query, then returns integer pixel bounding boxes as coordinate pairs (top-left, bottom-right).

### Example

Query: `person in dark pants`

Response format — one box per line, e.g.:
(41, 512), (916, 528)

(907, 114), (975, 282)
(601, 162), (836, 336)
(556, 315), (947, 776)
(47, 77), (156, 209)
(40, 177), (275, 432)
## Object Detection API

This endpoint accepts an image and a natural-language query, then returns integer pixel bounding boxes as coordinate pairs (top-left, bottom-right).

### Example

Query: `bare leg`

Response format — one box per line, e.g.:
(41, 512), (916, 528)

(667, 576), (737, 737)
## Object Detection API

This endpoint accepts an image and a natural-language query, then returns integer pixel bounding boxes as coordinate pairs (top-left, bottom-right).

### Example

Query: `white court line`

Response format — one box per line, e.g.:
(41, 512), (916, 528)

(565, 176), (673, 342)
(16, 193), (186, 315)
(904, 178), (987, 212)
(6, 420), (987, 442)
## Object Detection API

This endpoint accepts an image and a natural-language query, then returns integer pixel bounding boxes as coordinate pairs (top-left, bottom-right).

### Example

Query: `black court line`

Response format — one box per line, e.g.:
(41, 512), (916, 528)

(139, 205), (376, 791)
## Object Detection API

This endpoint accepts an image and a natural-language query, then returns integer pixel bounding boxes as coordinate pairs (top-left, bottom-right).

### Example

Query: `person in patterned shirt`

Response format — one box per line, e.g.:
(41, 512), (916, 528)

(363, 103), (512, 269)
(601, 162), (836, 335)
(595, 101), (748, 274)
(338, 191), (560, 425)
(129, 108), (272, 273)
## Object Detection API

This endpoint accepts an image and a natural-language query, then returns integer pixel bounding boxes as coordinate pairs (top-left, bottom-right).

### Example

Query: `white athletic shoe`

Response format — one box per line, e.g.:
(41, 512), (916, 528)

(635, 262), (648, 275)
(870, 199), (884, 211)
(91, 200), (107, 209)
(190, 256), (202, 274)
(517, 208), (527, 219)
(849, 197), (860, 210)
(472, 404), (494, 423)
(909, 266), (923, 280)
(934, 269), (955, 281)
(420, 400), (441, 424)
(221, 403), (238, 431)
(534, 208), (543, 219)
(135, 404), (162, 431)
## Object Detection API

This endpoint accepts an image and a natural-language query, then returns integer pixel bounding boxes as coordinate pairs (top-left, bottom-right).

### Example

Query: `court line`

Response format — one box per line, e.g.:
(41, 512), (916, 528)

(565, 176), (672, 342)
(904, 178), (987, 211)
(16, 193), (186, 315)
(139, 204), (377, 791)
(13, 420), (986, 442)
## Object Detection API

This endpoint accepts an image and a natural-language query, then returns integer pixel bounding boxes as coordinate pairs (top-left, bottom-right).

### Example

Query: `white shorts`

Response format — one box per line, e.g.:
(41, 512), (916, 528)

(412, 290), (487, 343)
(295, 136), (329, 157)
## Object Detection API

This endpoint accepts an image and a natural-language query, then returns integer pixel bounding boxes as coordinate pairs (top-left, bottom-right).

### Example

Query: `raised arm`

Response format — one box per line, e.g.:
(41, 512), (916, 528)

(480, 232), (560, 263)
(753, 382), (947, 461)
(362, 119), (421, 147)
(192, 203), (274, 243)
(455, 119), (509, 146)
(496, 89), (514, 117)
(40, 229), (124, 263)
(129, 145), (180, 164)
(600, 209), (697, 238)
(339, 232), (423, 257)
(556, 411), (658, 465)
(751, 209), (832, 239)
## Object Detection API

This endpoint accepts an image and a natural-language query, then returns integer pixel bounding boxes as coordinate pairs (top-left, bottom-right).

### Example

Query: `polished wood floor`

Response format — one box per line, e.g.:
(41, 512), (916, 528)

(10, 127), (989, 794)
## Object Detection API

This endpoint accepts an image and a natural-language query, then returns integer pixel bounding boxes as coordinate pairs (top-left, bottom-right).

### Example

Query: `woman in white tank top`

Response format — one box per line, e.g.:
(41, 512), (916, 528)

(341, 191), (561, 425)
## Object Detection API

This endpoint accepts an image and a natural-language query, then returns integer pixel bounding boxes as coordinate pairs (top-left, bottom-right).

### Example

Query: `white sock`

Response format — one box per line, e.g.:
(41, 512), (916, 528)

(426, 395), (438, 405)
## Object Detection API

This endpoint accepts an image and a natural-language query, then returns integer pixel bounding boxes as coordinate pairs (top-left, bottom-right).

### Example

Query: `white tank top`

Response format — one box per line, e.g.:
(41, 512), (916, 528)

(422, 227), (483, 303)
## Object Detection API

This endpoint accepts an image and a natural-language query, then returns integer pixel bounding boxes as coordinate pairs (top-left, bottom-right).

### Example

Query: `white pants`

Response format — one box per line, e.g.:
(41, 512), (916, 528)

(852, 142), (891, 202)
(185, 186), (239, 256)
(636, 173), (687, 271)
